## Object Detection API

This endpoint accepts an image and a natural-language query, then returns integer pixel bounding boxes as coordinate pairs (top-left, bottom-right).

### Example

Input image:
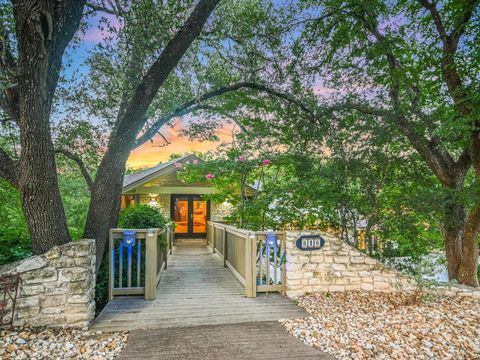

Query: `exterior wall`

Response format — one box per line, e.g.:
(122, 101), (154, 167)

(139, 193), (227, 223)
(157, 194), (171, 220)
(0, 240), (96, 328)
(285, 231), (416, 298)
(210, 201), (233, 221)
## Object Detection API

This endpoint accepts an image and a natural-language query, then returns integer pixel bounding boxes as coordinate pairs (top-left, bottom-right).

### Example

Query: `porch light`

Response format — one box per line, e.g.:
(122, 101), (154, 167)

(148, 193), (159, 207)
(122, 230), (136, 248)
(265, 232), (278, 252)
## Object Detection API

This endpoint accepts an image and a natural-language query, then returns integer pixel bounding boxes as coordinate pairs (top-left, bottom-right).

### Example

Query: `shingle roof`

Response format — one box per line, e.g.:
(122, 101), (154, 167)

(122, 154), (193, 189)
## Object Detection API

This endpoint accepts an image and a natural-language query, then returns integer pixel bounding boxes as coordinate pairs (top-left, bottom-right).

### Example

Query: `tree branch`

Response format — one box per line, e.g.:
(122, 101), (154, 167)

(0, 89), (19, 122)
(450, 0), (479, 47)
(0, 21), (17, 79)
(85, 1), (123, 16)
(0, 147), (17, 187)
(353, 6), (466, 187)
(115, 0), (221, 138)
(133, 81), (316, 148)
(418, 0), (478, 117)
(55, 149), (93, 190)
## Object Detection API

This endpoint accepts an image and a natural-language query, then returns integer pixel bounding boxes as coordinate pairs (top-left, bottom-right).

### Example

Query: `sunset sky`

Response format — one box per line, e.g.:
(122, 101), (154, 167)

(69, 9), (335, 170)
(126, 118), (237, 169)
(68, 13), (238, 170)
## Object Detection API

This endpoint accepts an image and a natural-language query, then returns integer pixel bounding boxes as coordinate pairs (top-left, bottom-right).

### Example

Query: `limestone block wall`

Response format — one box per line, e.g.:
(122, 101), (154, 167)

(0, 239), (96, 328)
(285, 231), (416, 298)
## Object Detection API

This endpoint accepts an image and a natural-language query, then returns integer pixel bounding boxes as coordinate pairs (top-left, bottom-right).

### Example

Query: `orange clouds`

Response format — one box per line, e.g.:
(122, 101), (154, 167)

(127, 117), (237, 169)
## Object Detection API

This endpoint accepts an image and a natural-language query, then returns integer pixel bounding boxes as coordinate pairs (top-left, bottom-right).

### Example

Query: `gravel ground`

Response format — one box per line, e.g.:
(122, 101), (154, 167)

(0, 328), (128, 359)
(282, 291), (480, 359)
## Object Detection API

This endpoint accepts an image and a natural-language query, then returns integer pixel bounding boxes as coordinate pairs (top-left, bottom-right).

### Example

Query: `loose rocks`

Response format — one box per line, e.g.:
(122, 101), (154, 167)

(0, 328), (128, 359)
(282, 291), (480, 359)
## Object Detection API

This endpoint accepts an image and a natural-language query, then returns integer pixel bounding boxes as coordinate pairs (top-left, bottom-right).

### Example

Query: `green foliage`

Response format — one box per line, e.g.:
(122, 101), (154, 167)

(118, 204), (167, 229)
(0, 174), (91, 265)
(59, 175), (91, 240)
(0, 180), (31, 265)
(95, 253), (110, 315)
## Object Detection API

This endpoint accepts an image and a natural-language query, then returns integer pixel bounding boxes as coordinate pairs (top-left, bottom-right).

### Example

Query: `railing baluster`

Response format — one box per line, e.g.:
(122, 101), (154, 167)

(259, 241), (263, 286)
(273, 238), (278, 285)
(266, 239), (270, 286)
(127, 244), (132, 288)
(137, 239), (141, 286)
(119, 242), (123, 288)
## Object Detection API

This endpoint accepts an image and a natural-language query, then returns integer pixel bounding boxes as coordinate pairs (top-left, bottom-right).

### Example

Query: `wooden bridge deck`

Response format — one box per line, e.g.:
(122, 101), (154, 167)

(92, 243), (308, 332)
(119, 321), (333, 360)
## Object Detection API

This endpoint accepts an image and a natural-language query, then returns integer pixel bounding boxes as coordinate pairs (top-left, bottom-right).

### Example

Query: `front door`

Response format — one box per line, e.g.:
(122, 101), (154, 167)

(171, 195), (209, 238)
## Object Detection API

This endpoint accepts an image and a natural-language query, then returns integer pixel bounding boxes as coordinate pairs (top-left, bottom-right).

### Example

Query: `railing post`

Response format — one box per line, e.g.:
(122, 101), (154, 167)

(223, 228), (227, 267)
(281, 232), (287, 296)
(212, 223), (216, 253)
(169, 223), (174, 253)
(164, 230), (168, 270)
(145, 229), (158, 300)
(245, 232), (257, 298)
(108, 230), (114, 301)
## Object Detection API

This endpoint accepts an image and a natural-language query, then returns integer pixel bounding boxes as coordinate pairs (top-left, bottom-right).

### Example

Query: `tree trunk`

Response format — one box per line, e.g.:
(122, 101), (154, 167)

(12, 0), (86, 253)
(457, 207), (480, 286)
(18, 111), (72, 254)
(83, 145), (129, 270)
(442, 191), (466, 281)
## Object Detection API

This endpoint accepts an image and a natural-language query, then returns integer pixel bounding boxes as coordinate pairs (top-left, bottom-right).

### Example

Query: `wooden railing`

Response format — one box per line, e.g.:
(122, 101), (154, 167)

(207, 222), (286, 297)
(109, 225), (173, 300)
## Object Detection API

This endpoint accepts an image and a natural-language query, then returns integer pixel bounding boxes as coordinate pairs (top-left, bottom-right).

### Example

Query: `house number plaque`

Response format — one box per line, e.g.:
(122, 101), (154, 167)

(296, 235), (325, 251)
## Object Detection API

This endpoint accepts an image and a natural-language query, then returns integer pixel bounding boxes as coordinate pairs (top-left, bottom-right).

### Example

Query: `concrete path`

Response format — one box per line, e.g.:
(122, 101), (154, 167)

(92, 244), (307, 332)
(119, 321), (334, 360)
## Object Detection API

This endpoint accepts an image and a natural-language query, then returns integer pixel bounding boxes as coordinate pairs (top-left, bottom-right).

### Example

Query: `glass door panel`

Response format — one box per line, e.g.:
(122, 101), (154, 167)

(171, 195), (209, 238)
(192, 200), (207, 234)
(173, 198), (188, 234)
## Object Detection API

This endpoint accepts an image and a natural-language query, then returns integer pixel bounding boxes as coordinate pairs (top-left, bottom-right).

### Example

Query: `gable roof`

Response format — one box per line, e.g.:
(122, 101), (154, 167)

(123, 154), (198, 191)
(123, 153), (258, 194)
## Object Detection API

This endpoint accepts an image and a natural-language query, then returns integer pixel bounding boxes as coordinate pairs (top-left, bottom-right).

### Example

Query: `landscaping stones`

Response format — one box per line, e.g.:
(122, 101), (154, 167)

(0, 328), (128, 359)
(282, 291), (480, 359)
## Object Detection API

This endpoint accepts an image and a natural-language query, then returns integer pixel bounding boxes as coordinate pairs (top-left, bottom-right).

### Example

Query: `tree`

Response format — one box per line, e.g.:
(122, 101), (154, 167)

(176, 0), (480, 285)
(0, 0), (221, 266)
(0, 0), (86, 253)
(294, 0), (480, 286)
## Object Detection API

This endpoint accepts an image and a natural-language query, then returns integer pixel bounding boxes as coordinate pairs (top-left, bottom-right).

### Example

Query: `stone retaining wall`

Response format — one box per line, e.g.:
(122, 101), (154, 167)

(285, 231), (416, 298)
(285, 231), (480, 299)
(0, 239), (96, 328)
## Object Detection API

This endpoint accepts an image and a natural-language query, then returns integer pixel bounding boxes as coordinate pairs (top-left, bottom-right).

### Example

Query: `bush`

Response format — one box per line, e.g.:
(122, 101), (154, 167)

(118, 204), (167, 229)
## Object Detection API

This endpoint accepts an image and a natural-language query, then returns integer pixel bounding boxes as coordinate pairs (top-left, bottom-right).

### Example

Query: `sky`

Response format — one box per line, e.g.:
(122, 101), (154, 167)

(66, 11), (235, 170)
(127, 118), (237, 168)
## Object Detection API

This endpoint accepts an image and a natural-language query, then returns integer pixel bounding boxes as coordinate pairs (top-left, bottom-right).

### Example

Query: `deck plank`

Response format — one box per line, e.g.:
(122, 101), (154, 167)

(92, 245), (307, 331)
(118, 322), (334, 360)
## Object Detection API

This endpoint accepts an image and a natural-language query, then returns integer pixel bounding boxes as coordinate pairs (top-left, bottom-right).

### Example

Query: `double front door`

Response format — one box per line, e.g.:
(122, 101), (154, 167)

(171, 195), (209, 238)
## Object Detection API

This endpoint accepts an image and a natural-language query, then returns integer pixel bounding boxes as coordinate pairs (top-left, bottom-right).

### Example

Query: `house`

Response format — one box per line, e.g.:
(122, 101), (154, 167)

(121, 154), (232, 239)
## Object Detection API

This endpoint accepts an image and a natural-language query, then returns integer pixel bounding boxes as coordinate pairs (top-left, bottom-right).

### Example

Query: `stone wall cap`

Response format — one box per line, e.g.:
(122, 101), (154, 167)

(0, 255), (46, 275)
(0, 239), (95, 275)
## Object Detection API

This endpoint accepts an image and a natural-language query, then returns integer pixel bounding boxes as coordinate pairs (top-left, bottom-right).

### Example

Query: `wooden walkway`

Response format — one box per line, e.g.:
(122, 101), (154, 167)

(119, 321), (334, 360)
(92, 244), (307, 331)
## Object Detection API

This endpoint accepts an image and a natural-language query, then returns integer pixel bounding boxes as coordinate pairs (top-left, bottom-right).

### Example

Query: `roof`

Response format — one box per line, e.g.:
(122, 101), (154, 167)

(122, 153), (258, 194)
(122, 154), (196, 191)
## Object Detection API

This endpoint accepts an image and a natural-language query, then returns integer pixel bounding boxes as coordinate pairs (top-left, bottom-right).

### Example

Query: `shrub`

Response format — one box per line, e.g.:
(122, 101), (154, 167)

(118, 204), (167, 229)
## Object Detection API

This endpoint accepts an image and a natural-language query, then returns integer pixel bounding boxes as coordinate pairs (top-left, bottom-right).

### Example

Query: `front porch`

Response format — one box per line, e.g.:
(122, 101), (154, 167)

(92, 242), (306, 332)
